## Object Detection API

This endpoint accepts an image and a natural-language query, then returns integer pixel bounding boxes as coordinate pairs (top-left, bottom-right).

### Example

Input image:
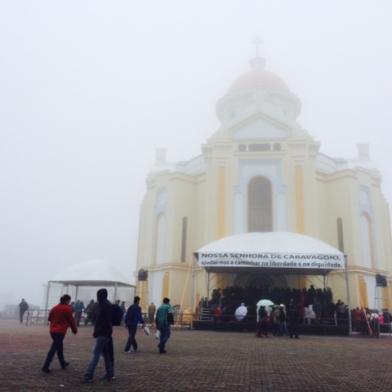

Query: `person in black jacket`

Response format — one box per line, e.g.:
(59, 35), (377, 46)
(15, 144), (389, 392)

(82, 289), (114, 383)
(287, 298), (300, 339)
(112, 300), (124, 326)
(19, 298), (29, 324)
(124, 296), (145, 353)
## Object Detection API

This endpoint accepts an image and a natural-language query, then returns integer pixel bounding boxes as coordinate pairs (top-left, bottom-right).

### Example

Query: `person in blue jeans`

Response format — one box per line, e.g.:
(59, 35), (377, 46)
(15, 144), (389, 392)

(124, 296), (145, 353)
(155, 297), (173, 354)
(82, 289), (114, 383)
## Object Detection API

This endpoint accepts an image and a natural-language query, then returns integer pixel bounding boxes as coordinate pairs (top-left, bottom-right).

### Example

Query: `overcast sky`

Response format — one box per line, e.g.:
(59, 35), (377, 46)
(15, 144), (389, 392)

(1, 0), (391, 308)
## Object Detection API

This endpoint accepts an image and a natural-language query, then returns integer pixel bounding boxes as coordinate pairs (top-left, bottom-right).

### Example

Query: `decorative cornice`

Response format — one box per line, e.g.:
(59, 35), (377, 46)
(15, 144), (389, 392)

(148, 263), (193, 273)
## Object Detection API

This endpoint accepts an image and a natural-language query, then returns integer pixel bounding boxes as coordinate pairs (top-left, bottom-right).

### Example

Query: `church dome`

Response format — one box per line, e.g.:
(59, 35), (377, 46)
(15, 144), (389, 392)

(228, 57), (289, 95)
(215, 56), (301, 128)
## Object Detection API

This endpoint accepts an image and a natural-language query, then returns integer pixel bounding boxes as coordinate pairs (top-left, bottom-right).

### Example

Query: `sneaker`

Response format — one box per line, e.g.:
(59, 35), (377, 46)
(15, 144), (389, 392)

(123, 350), (130, 354)
(41, 368), (52, 374)
(81, 378), (93, 384)
(61, 362), (70, 370)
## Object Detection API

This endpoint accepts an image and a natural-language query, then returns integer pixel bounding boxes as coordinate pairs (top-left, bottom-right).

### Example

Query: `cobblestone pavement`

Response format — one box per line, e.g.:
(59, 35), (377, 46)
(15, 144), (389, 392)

(1, 320), (392, 391)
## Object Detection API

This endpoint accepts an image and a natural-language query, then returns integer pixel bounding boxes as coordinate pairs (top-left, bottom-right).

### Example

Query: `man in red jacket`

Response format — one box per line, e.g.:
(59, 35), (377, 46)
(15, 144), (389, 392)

(42, 294), (78, 373)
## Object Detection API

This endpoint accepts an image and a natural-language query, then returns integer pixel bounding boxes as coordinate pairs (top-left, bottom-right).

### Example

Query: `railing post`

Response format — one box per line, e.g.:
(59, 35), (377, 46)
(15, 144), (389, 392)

(344, 255), (352, 336)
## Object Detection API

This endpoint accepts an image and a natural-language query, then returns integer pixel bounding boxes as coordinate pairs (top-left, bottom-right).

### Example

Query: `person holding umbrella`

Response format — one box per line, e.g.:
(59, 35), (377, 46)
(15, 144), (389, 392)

(256, 299), (273, 338)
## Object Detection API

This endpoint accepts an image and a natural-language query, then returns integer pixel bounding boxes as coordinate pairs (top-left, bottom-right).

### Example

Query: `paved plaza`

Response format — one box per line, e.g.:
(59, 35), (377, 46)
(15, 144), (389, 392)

(0, 320), (392, 391)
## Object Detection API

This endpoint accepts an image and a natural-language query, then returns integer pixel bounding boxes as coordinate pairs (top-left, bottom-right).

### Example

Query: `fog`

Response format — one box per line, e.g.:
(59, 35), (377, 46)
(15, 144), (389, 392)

(1, 0), (391, 309)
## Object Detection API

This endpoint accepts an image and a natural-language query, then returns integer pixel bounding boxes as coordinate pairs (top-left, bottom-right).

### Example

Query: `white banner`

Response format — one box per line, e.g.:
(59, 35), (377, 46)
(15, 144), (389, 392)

(197, 252), (344, 270)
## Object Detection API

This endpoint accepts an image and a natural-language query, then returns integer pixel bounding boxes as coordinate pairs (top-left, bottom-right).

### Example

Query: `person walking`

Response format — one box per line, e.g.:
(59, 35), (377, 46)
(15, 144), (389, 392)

(124, 296), (145, 353)
(148, 302), (156, 324)
(84, 299), (95, 326)
(155, 298), (173, 354)
(73, 300), (84, 327)
(19, 298), (29, 324)
(42, 295), (77, 373)
(82, 289), (114, 383)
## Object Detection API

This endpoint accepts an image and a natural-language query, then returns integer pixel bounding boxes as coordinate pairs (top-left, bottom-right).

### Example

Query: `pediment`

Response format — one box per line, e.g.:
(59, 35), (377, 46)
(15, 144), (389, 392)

(232, 118), (288, 140)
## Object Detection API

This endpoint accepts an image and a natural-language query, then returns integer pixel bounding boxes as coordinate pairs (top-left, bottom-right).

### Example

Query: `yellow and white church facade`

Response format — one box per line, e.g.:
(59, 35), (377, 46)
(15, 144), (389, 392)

(135, 56), (392, 312)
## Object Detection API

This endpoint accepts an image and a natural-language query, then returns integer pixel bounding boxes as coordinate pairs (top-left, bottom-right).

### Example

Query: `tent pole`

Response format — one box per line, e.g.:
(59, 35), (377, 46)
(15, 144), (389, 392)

(207, 271), (210, 299)
(45, 282), (51, 320)
(75, 285), (79, 301)
(344, 255), (352, 336)
(191, 255), (196, 327)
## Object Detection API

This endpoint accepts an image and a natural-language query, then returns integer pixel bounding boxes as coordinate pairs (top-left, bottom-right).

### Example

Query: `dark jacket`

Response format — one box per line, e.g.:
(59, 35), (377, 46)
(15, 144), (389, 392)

(112, 304), (124, 326)
(125, 304), (144, 327)
(279, 308), (286, 322)
(19, 300), (29, 312)
(287, 303), (299, 323)
(93, 289), (113, 338)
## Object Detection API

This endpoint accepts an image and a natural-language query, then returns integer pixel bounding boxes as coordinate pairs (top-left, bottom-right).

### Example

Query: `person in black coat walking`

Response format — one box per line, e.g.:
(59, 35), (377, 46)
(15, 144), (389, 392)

(124, 296), (145, 353)
(82, 289), (114, 383)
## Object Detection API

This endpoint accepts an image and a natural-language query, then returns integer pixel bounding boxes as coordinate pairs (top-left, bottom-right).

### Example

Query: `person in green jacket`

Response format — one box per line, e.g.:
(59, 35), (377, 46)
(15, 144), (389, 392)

(155, 298), (173, 354)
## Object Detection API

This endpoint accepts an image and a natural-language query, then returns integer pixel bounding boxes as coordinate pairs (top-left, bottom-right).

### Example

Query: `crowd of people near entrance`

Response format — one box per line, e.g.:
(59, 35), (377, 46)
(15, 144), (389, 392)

(39, 291), (174, 383)
(201, 285), (337, 324)
(199, 285), (392, 338)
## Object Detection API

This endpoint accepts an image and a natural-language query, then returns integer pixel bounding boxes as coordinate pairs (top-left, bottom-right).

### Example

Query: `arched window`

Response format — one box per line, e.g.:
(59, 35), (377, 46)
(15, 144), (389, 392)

(247, 176), (272, 232)
(155, 214), (166, 264)
(360, 213), (375, 269)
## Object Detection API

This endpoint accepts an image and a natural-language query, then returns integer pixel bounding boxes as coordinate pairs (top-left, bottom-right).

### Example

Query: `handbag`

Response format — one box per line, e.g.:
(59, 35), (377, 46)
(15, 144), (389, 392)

(143, 326), (150, 336)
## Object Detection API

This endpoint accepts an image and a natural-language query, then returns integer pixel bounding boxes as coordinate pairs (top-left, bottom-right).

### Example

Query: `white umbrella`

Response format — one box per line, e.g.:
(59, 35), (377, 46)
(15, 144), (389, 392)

(257, 299), (274, 307)
(234, 304), (248, 321)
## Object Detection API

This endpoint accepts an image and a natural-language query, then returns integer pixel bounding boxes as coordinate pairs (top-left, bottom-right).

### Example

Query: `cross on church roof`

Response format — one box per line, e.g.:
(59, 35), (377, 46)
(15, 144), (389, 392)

(250, 36), (266, 70)
(252, 36), (263, 57)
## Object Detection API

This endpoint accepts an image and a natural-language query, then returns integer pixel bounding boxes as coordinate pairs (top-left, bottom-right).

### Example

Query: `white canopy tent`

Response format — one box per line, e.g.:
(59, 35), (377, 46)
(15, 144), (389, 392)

(193, 232), (351, 334)
(45, 259), (135, 310)
(196, 232), (345, 274)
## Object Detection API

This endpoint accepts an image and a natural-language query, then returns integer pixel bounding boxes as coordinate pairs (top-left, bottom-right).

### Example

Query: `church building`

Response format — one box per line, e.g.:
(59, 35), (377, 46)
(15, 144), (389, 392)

(135, 55), (392, 312)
